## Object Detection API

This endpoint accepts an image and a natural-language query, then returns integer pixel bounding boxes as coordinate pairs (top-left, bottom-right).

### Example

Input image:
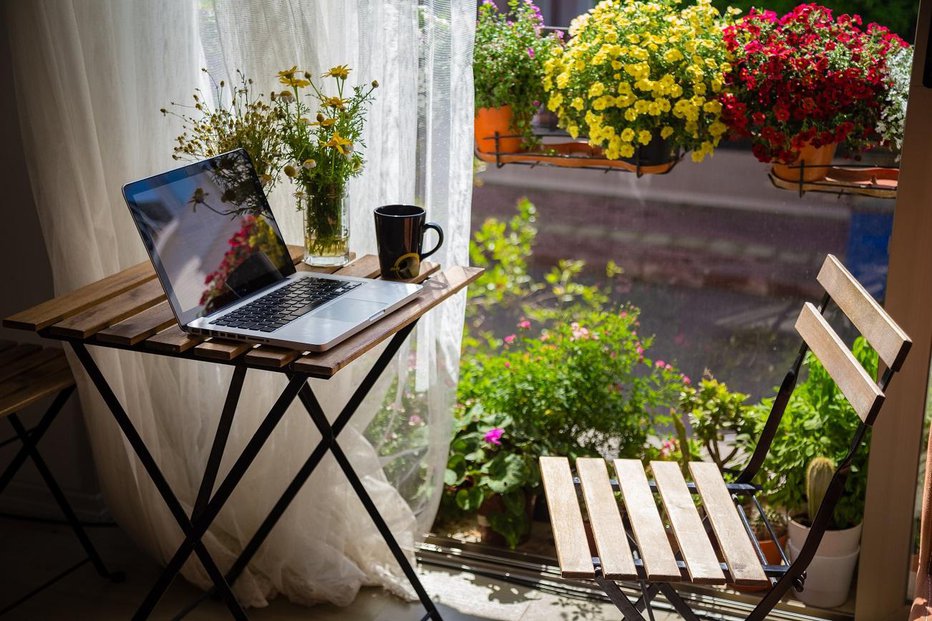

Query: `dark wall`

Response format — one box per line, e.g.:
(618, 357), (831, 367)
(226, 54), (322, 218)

(0, 11), (104, 520)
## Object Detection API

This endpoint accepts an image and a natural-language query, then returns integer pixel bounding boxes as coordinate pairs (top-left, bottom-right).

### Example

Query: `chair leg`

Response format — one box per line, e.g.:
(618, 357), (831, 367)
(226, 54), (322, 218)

(594, 574), (646, 621)
(7, 413), (122, 582)
(0, 386), (72, 495)
(656, 583), (703, 621)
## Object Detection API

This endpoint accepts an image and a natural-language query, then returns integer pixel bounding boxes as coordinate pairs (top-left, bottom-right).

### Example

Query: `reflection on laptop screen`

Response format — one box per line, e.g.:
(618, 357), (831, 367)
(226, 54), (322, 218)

(123, 150), (293, 324)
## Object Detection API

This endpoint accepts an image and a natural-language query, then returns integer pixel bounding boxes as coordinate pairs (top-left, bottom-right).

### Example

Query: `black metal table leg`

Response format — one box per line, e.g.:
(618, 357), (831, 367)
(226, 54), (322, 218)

(192, 366), (246, 521)
(171, 324), (421, 619)
(68, 343), (247, 621)
(136, 372), (307, 618)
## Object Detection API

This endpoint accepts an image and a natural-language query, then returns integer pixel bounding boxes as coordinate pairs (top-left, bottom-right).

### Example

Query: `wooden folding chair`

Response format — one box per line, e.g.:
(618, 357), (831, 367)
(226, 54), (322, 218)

(0, 342), (123, 614)
(540, 254), (912, 619)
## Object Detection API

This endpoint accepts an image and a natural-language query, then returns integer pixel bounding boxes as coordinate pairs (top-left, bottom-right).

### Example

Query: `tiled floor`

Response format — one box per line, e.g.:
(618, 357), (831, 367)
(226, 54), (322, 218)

(0, 516), (676, 621)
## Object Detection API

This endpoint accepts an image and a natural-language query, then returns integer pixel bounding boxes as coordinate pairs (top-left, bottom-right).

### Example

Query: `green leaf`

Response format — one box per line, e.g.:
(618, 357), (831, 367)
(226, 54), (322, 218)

(455, 487), (485, 512)
(484, 453), (526, 494)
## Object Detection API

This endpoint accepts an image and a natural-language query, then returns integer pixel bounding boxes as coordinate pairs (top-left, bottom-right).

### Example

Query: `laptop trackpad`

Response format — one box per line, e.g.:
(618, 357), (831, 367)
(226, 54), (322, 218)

(315, 298), (388, 323)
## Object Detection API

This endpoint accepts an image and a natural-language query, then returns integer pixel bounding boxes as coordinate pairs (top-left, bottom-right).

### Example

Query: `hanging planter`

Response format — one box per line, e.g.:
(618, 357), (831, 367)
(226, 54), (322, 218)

(771, 141), (838, 183)
(542, 0), (735, 168)
(720, 4), (910, 174)
(473, 1), (561, 154)
(475, 105), (523, 154)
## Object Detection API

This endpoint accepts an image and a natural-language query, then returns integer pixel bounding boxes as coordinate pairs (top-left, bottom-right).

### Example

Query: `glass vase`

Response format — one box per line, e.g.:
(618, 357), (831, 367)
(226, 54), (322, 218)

(301, 183), (350, 267)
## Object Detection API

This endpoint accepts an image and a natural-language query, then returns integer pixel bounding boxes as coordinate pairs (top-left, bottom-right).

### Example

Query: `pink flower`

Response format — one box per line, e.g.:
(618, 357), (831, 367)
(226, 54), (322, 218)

(570, 322), (591, 341)
(655, 360), (666, 368)
(683, 375), (692, 385)
(518, 319), (531, 330)
(504, 334), (516, 344)
(483, 427), (504, 445)
(527, 47), (535, 59)
(636, 344), (644, 356)
(408, 414), (423, 426)
(504, 361), (511, 369)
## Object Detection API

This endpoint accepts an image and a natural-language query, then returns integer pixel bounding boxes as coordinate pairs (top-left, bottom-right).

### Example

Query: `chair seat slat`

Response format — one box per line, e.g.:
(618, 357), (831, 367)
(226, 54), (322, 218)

(613, 459), (681, 581)
(651, 461), (726, 585)
(539, 457), (595, 578)
(689, 462), (770, 587)
(576, 458), (637, 579)
(817, 254), (911, 371)
(796, 303), (884, 422)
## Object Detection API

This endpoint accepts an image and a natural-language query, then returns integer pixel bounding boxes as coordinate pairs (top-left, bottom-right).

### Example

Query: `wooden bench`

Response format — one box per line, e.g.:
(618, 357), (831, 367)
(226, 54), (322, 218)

(0, 340), (122, 614)
(540, 254), (912, 620)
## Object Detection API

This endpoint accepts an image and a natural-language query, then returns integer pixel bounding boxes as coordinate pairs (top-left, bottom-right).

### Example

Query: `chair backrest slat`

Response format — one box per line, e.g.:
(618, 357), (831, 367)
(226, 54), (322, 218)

(795, 302), (884, 423)
(817, 254), (911, 371)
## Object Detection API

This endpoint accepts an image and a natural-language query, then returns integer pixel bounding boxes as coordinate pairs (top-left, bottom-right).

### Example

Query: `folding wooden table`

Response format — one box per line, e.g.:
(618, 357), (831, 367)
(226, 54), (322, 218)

(4, 247), (480, 620)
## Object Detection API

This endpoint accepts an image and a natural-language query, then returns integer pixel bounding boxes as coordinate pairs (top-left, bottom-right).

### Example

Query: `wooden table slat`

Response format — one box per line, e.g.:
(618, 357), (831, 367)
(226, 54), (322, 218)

(539, 456), (595, 578)
(144, 325), (204, 353)
(292, 266), (481, 377)
(48, 279), (166, 340)
(651, 461), (726, 585)
(0, 348), (64, 384)
(193, 339), (255, 361)
(689, 461), (770, 587)
(576, 458), (638, 579)
(333, 254), (381, 278)
(613, 459), (682, 581)
(243, 346), (301, 368)
(96, 302), (177, 346)
(4, 261), (155, 332)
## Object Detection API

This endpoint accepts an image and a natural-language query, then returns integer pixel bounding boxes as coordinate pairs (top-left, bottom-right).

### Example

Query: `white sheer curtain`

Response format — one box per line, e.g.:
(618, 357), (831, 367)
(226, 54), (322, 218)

(5, 0), (474, 609)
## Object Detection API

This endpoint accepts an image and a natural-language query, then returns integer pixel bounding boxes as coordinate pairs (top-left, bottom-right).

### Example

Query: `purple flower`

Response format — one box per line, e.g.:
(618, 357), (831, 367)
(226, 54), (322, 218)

(483, 427), (504, 445)
(527, 47), (535, 59)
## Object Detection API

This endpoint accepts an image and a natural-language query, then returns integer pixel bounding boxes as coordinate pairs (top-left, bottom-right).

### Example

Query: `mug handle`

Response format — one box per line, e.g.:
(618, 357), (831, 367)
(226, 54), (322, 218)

(420, 222), (444, 260)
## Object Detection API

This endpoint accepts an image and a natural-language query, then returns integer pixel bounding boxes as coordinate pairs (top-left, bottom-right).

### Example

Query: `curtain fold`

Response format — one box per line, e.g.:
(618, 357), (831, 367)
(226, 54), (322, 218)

(5, 0), (474, 608)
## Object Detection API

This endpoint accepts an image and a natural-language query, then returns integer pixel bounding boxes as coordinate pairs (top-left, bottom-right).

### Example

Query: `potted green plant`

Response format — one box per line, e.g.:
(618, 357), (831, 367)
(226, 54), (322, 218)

(744, 336), (878, 607)
(542, 0), (735, 164)
(473, 0), (559, 154)
(444, 309), (685, 548)
(720, 4), (909, 181)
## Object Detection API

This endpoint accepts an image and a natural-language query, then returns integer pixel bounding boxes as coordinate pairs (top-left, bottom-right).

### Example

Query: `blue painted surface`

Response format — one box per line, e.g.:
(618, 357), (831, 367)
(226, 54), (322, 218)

(845, 210), (893, 301)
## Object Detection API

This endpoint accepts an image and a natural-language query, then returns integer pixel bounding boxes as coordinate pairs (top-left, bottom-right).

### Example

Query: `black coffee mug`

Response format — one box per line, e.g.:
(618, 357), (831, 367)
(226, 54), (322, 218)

(373, 205), (444, 280)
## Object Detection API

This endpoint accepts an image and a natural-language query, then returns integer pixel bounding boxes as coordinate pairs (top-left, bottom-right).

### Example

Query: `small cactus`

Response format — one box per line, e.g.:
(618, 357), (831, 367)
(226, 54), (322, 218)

(806, 456), (835, 523)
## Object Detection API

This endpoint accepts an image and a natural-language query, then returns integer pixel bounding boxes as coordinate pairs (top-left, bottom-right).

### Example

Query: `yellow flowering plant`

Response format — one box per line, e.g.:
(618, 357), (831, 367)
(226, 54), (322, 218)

(275, 65), (377, 259)
(543, 0), (736, 163)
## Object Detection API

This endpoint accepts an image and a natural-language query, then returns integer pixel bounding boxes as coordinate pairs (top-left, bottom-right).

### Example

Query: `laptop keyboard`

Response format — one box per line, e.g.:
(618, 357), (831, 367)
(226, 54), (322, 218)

(210, 277), (362, 333)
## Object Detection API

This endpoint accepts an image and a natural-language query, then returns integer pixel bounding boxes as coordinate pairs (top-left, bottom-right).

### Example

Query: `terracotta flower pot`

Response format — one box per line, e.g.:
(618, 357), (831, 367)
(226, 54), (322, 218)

(772, 142), (837, 183)
(733, 535), (787, 592)
(475, 106), (523, 154)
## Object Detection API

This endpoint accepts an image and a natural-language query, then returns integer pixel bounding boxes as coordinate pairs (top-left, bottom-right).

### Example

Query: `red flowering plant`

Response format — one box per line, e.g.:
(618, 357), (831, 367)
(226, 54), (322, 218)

(720, 4), (909, 163)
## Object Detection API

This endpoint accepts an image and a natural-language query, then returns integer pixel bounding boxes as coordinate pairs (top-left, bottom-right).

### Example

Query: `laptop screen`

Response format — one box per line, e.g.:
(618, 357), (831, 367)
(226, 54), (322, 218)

(123, 149), (295, 326)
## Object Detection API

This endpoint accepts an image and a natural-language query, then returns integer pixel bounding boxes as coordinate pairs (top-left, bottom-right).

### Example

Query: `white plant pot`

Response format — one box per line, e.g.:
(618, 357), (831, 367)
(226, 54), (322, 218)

(787, 518), (862, 608)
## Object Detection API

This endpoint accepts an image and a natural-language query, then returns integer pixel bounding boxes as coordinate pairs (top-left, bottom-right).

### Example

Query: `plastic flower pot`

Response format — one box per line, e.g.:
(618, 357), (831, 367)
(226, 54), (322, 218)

(787, 518), (862, 608)
(475, 106), (523, 154)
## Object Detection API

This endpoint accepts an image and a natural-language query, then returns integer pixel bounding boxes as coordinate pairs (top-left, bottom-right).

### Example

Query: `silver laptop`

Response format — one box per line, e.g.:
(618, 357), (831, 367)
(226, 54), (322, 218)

(122, 149), (421, 352)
